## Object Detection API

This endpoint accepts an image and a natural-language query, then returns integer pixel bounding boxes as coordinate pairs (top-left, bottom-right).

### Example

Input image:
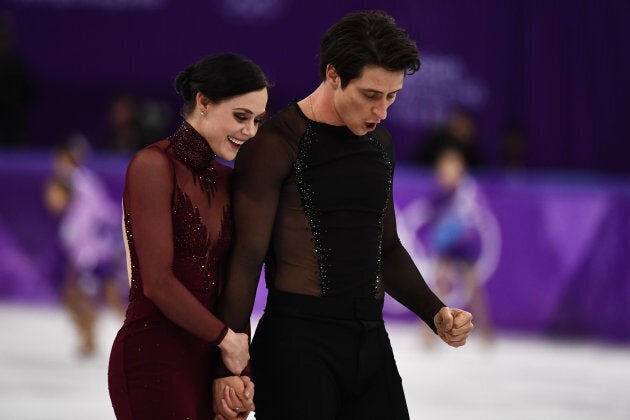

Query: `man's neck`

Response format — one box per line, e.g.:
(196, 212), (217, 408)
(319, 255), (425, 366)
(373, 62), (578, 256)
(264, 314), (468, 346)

(298, 83), (344, 126)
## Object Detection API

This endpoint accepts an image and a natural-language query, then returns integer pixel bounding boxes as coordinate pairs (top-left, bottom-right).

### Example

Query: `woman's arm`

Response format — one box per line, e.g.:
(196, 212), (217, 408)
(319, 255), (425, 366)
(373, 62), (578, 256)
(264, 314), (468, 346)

(125, 147), (248, 372)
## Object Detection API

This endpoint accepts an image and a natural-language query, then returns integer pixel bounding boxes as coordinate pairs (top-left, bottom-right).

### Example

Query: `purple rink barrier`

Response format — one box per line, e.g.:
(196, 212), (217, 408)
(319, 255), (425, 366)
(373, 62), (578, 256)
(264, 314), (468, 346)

(1, 152), (629, 342)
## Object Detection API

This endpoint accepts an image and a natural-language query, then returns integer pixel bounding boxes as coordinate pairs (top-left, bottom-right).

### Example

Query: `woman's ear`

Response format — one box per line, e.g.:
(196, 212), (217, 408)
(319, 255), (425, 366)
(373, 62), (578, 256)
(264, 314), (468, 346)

(196, 92), (210, 115)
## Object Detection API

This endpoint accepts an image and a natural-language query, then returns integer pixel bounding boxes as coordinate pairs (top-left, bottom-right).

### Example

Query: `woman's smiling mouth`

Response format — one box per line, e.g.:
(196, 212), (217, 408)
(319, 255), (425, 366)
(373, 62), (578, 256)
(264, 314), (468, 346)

(228, 135), (245, 147)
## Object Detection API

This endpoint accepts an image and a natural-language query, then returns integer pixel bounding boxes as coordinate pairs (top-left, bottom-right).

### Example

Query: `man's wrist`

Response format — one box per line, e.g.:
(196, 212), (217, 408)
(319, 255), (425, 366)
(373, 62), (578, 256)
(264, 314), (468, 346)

(215, 361), (232, 378)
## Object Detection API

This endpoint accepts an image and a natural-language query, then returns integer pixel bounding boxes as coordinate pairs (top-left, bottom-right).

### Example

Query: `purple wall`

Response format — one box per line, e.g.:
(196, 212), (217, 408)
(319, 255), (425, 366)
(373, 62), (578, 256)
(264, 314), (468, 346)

(1, 152), (629, 342)
(2, 0), (630, 173)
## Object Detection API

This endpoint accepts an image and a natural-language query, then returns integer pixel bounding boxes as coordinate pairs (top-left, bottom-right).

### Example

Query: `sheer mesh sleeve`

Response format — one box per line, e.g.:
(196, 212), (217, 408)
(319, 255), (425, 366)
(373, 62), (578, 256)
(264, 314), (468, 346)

(125, 146), (227, 344)
(217, 124), (295, 332)
(379, 136), (445, 333)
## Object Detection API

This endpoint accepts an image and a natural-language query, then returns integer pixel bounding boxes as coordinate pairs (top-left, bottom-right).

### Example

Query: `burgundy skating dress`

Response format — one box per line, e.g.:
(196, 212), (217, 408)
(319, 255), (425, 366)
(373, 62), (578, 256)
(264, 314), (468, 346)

(108, 121), (231, 419)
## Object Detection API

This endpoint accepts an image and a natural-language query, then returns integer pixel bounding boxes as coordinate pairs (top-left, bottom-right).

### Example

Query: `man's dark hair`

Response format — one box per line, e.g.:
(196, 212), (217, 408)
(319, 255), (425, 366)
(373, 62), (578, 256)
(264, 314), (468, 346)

(319, 10), (420, 88)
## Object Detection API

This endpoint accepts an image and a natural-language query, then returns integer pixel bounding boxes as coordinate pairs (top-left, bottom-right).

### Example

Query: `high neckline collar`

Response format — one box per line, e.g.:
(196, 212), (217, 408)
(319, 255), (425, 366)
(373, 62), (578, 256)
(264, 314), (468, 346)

(170, 121), (216, 172)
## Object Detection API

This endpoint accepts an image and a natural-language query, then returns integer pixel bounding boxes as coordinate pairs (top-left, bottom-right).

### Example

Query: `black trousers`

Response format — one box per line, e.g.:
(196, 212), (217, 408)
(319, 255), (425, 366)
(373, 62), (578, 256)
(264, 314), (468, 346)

(251, 290), (410, 420)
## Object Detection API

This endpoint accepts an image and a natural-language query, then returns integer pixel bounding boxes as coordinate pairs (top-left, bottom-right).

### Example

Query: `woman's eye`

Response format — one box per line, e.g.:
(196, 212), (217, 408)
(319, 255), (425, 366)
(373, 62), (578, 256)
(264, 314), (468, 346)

(234, 114), (248, 121)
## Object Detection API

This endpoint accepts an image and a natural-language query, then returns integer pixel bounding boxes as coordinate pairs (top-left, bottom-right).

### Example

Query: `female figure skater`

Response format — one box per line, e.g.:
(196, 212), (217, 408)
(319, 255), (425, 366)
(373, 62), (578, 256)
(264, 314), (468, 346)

(108, 53), (268, 419)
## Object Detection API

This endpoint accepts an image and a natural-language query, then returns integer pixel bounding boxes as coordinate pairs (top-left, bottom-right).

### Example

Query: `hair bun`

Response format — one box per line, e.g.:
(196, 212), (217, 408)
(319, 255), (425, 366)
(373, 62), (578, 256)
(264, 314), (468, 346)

(174, 65), (196, 101)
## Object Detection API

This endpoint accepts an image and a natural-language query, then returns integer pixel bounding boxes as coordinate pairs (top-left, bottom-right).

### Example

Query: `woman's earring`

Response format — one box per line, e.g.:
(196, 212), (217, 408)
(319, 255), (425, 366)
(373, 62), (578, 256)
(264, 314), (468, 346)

(200, 110), (206, 116)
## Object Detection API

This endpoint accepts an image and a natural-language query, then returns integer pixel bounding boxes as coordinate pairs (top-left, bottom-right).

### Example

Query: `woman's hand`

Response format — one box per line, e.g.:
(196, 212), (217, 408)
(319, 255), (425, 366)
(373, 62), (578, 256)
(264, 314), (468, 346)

(213, 376), (255, 419)
(218, 329), (250, 375)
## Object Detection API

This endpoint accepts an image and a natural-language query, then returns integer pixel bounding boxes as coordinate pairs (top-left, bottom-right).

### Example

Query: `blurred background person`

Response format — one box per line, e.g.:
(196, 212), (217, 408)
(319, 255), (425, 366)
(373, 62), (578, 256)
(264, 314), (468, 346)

(103, 94), (150, 153)
(102, 93), (174, 153)
(415, 107), (485, 169)
(43, 133), (127, 357)
(421, 145), (493, 345)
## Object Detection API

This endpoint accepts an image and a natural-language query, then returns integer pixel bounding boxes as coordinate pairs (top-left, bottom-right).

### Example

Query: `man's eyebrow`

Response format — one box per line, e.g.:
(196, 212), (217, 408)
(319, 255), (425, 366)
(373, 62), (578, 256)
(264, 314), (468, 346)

(360, 88), (402, 94)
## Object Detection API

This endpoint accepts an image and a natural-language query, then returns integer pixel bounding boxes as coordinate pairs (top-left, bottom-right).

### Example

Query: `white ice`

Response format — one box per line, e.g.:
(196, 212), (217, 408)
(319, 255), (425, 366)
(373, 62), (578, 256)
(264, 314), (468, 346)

(1, 304), (628, 420)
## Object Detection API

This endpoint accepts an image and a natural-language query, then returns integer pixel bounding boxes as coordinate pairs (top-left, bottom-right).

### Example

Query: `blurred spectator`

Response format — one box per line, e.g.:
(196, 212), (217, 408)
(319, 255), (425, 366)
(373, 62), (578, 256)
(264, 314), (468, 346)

(103, 93), (173, 153)
(415, 107), (484, 169)
(103, 94), (149, 152)
(43, 133), (127, 357)
(422, 146), (493, 344)
(0, 15), (35, 147)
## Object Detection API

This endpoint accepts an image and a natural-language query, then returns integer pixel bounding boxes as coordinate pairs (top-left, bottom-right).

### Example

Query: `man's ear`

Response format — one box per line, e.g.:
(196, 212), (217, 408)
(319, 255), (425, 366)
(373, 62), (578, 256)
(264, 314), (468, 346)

(325, 64), (341, 89)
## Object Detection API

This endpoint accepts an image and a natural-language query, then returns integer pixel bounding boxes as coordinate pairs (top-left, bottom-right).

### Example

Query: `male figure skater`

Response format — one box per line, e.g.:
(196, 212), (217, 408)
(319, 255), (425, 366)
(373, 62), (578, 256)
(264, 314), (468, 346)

(214, 10), (473, 420)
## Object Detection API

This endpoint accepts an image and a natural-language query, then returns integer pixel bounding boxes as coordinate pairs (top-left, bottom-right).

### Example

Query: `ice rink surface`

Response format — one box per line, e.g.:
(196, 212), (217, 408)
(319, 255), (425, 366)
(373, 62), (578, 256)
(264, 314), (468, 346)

(1, 303), (629, 420)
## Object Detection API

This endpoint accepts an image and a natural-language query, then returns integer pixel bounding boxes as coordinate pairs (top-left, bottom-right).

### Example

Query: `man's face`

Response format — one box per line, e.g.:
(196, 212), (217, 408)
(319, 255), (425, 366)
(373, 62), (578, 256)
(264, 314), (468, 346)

(331, 65), (405, 136)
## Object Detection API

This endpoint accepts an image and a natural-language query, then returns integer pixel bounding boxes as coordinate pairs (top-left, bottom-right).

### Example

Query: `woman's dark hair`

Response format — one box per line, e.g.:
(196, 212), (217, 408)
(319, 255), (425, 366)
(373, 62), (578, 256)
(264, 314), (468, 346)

(319, 10), (420, 88)
(174, 53), (269, 116)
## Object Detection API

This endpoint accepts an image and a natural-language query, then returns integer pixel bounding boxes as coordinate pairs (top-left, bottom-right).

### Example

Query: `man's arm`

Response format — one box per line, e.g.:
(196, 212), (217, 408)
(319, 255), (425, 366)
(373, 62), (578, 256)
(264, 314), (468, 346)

(381, 194), (446, 332)
(379, 136), (473, 345)
(377, 130), (445, 331)
(215, 122), (294, 375)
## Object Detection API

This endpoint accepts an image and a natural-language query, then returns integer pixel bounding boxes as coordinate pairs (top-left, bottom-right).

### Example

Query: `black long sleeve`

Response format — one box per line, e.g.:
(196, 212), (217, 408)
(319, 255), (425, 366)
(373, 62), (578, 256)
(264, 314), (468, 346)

(380, 134), (445, 332)
(217, 118), (295, 334)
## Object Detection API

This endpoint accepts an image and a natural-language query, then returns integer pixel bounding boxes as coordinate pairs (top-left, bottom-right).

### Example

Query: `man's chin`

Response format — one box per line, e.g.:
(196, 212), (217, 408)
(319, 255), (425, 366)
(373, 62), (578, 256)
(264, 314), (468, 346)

(349, 125), (375, 136)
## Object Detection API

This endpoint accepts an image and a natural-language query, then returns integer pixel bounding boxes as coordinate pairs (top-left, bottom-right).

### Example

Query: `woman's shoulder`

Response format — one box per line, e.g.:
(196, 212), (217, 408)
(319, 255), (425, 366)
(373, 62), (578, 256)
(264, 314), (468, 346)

(126, 140), (173, 177)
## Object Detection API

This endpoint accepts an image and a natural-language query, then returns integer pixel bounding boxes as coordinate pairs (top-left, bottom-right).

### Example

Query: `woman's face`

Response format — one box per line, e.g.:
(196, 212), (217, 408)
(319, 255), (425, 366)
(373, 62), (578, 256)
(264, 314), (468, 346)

(198, 88), (268, 161)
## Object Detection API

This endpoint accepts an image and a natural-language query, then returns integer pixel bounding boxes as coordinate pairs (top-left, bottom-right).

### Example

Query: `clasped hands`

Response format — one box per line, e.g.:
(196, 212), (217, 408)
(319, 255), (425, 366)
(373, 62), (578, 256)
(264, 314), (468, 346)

(434, 306), (474, 347)
(212, 375), (254, 419)
(215, 328), (254, 419)
(211, 310), (473, 418)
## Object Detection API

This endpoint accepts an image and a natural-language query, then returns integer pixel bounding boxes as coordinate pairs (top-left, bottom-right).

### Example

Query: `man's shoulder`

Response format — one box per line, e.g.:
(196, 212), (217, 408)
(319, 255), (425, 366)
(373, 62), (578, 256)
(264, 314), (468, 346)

(372, 125), (392, 142)
(257, 102), (304, 144)
(370, 125), (396, 162)
(261, 102), (301, 127)
(238, 103), (303, 161)
(372, 125), (394, 150)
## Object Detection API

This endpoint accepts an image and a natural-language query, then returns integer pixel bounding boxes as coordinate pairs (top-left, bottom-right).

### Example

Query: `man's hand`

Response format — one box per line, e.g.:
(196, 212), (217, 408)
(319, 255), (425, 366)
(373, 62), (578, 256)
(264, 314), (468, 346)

(213, 376), (255, 419)
(218, 329), (250, 375)
(434, 307), (473, 348)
